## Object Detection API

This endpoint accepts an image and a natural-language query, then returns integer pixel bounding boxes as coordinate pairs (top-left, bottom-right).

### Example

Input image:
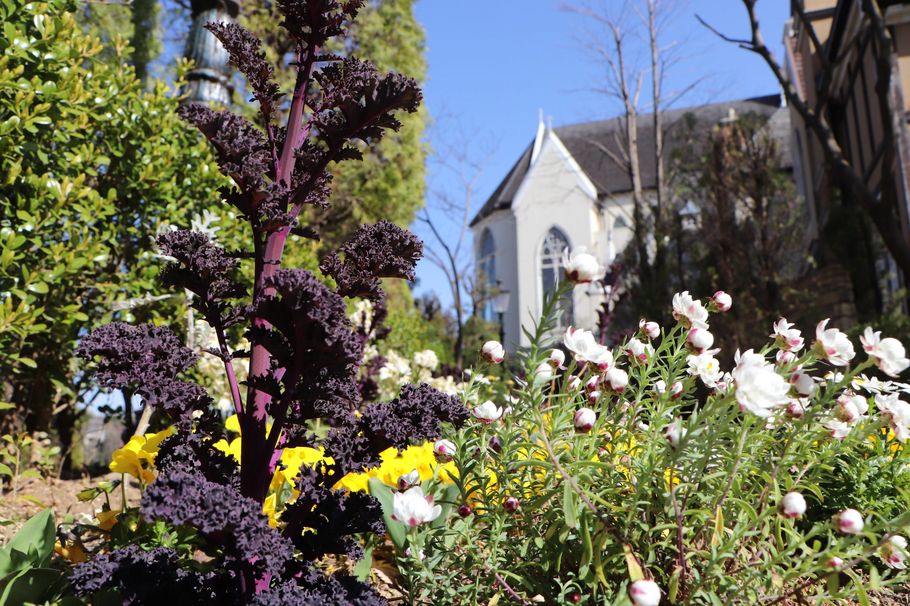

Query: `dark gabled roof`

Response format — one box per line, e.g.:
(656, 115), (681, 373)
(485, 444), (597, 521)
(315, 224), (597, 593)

(470, 94), (789, 227)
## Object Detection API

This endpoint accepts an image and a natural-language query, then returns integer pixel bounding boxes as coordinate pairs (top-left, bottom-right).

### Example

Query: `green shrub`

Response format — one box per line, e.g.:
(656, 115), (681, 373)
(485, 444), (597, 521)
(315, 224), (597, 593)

(0, 0), (226, 434)
(389, 286), (910, 604)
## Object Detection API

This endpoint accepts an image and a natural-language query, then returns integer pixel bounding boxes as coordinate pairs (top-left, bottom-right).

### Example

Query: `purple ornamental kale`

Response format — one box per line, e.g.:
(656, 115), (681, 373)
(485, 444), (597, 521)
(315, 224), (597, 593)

(74, 0), (465, 602)
(320, 220), (423, 300)
(76, 323), (210, 423)
(70, 545), (225, 604)
(141, 471), (294, 579)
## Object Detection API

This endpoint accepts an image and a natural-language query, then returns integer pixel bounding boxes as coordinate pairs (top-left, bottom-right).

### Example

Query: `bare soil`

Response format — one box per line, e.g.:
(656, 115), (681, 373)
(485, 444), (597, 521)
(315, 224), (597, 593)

(0, 473), (140, 544)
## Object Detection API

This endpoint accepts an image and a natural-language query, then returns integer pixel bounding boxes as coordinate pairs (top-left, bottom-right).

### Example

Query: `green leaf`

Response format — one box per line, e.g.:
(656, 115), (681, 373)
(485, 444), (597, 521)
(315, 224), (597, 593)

(353, 543), (373, 582)
(0, 509), (54, 575)
(0, 463), (12, 477)
(0, 567), (65, 605)
(623, 543), (644, 582)
(563, 481), (578, 529)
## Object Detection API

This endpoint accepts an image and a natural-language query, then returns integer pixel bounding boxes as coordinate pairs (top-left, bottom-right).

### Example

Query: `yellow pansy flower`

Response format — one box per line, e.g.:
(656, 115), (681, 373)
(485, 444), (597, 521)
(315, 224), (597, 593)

(96, 508), (121, 531)
(108, 426), (175, 484)
(54, 540), (88, 563)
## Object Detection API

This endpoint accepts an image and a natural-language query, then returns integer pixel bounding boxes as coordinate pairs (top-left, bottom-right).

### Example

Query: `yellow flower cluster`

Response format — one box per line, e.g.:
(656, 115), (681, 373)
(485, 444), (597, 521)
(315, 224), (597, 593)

(868, 427), (903, 455)
(108, 426), (176, 485)
(107, 416), (454, 528)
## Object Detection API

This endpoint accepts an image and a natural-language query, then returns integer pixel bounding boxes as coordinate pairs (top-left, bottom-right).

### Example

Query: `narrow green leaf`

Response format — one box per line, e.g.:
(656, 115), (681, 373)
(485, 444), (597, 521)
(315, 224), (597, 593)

(563, 481), (578, 529)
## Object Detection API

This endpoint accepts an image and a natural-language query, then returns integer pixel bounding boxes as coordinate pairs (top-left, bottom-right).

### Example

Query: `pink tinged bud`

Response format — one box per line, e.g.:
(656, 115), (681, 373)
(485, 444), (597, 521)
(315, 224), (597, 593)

(687, 328), (714, 352)
(397, 469), (420, 491)
(670, 381), (684, 399)
(587, 390), (602, 405)
(481, 340), (505, 364)
(640, 319), (660, 340)
(488, 435), (502, 453)
(776, 349), (797, 366)
(472, 400), (503, 423)
(827, 557), (844, 569)
(568, 591), (582, 603)
(585, 376), (600, 393)
(567, 376), (583, 391)
(548, 349), (566, 368)
(433, 439), (456, 461)
(836, 399), (861, 423)
(574, 407), (597, 433)
(663, 420), (685, 448)
(779, 491), (807, 518)
(712, 290), (732, 312)
(835, 508), (864, 535)
(786, 399), (806, 419)
(606, 367), (629, 392)
(881, 535), (908, 569)
(629, 579), (661, 606)
(503, 496), (520, 513)
(457, 504), (472, 518)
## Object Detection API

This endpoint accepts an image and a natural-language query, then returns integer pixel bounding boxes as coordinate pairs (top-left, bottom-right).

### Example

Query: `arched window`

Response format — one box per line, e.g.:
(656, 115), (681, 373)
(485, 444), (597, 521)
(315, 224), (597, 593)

(478, 229), (497, 321)
(540, 228), (574, 328)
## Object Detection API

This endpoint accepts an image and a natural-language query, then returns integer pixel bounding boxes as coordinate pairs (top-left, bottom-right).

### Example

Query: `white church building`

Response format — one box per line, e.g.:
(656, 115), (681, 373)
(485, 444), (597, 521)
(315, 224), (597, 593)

(470, 95), (790, 350)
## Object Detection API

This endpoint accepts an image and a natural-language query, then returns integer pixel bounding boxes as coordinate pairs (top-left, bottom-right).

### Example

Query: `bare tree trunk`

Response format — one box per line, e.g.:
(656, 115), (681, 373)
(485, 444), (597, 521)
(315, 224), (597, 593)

(647, 0), (667, 301)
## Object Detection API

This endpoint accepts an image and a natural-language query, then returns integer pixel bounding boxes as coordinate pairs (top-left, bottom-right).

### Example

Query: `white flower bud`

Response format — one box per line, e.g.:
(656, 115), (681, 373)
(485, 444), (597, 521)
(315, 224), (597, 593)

(574, 407), (596, 433)
(481, 340), (505, 364)
(585, 375), (600, 393)
(639, 319), (660, 340)
(835, 508), (864, 534)
(785, 399), (806, 419)
(567, 376), (582, 391)
(669, 381), (684, 399)
(663, 420), (685, 449)
(629, 579), (661, 606)
(790, 371), (817, 397)
(779, 491), (807, 518)
(548, 349), (566, 368)
(472, 400), (503, 423)
(712, 290), (732, 312)
(606, 367), (629, 392)
(687, 327), (714, 352)
(562, 247), (604, 284)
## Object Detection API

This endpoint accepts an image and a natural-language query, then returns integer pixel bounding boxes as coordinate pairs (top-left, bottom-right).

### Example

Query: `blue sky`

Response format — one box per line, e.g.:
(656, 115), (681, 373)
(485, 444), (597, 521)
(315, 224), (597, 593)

(409, 0), (788, 306)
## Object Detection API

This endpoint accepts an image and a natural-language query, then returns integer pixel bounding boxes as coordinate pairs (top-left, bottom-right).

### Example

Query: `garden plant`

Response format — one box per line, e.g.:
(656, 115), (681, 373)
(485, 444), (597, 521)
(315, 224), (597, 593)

(5, 0), (910, 605)
(392, 274), (910, 604)
(60, 0), (469, 603)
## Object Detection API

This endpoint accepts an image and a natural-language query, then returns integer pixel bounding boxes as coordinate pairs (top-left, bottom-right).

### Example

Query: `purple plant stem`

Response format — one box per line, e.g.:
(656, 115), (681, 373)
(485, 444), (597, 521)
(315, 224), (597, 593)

(241, 44), (316, 503)
(214, 324), (244, 417)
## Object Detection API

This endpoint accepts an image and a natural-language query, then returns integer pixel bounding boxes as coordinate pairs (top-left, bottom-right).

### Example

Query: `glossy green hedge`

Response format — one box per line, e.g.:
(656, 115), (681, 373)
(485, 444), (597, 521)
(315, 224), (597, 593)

(0, 0), (226, 425)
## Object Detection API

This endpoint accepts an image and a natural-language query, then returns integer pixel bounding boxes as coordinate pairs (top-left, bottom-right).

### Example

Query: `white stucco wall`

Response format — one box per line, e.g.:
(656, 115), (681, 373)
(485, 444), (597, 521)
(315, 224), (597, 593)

(511, 131), (607, 347)
(471, 210), (519, 347)
(471, 130), (641, 351)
